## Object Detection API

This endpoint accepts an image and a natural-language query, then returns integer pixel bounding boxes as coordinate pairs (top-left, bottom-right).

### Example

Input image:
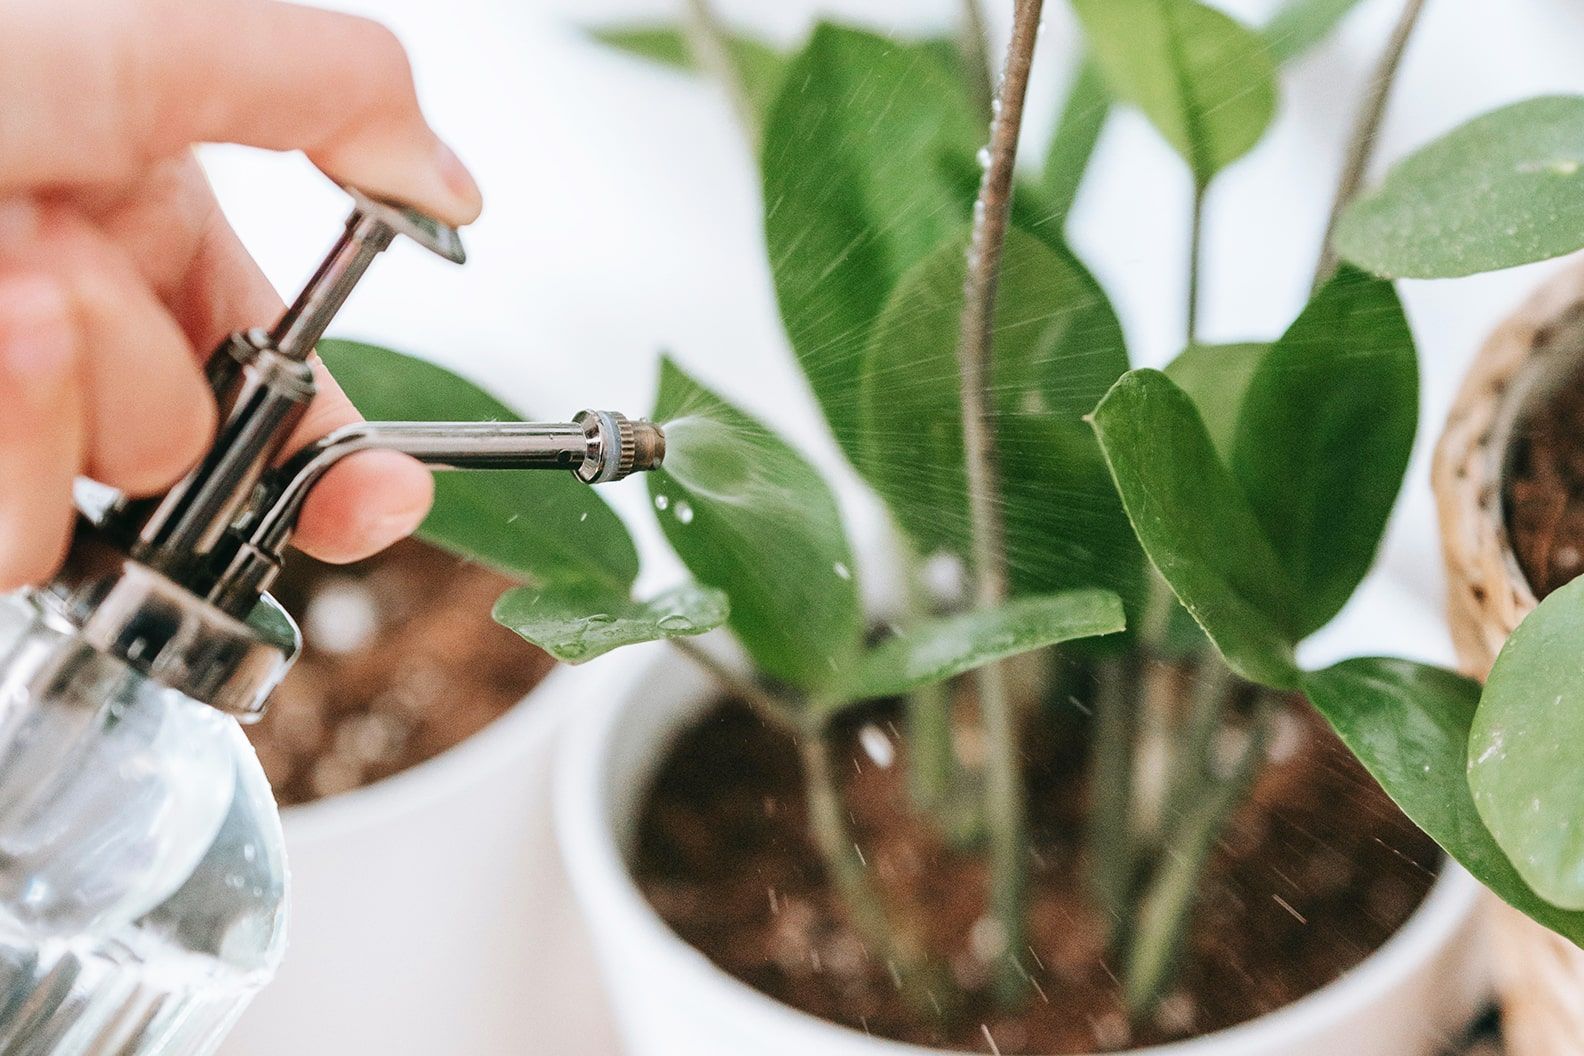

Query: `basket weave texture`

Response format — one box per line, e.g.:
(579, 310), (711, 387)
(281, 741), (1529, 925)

(1433, 259), (1584, 1055)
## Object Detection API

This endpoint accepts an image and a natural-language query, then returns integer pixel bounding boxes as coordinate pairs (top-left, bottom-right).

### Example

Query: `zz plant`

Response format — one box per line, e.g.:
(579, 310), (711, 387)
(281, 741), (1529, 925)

(322, 0), (1584, 1041)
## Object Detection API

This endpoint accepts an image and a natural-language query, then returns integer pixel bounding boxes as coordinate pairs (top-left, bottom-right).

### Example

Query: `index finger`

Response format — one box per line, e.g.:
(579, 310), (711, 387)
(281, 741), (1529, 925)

(0, 0), (481, 225)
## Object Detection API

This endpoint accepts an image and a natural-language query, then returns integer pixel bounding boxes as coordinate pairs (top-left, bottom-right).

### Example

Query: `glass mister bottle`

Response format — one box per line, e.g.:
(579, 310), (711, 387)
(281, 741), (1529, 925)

(0, 186), (663, 1056)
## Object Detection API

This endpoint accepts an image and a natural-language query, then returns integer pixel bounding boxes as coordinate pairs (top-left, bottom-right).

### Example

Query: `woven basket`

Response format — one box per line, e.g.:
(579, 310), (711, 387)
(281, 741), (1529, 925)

(1433, 258), (1584, 1055)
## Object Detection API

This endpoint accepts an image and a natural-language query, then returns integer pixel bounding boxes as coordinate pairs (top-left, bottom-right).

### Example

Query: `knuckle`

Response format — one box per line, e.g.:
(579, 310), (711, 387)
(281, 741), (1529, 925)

(352, 18), (418, 99)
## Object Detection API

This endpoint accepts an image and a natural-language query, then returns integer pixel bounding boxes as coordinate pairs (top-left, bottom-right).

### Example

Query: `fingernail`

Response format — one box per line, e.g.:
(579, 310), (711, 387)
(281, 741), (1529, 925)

(434, 142), (482, 219)
(0, 277), (74, 399)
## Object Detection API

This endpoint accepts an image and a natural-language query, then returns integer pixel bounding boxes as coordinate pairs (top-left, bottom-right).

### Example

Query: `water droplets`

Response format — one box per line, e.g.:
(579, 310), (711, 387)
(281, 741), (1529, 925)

(658, 613), (695, 632)
(674, 500), (695, 525)
(976, 145), (992, 169)
(857, 723), (894, 768)
(654, 494), (671, 512)
(833, 561), (852, 581)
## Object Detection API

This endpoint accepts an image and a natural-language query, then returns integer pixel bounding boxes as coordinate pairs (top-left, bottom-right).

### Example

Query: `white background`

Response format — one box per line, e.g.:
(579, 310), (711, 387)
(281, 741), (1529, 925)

(201, 0), (1584, 670)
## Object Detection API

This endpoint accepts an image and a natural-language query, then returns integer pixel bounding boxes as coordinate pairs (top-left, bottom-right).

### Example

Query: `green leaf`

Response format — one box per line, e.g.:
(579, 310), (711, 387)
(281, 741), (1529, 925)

(1470, 577), (1584, 909)
(1336, 96), (1584, 278)
(1163, 342), (1269, 464)
(1042, 57), (1111, 223)
(1091, 369), (1300, 688)
(1261, 0), (1367, 64)
(762, 23), (982, 460)
(859, 227), (1139, 607)
(828, 589), (1125, 709)
(587, 23), (786, 116)
(649, 357), (863, 692)
(318, 340), (639, 591)
(1303, 657), (1584, 945)
(493, 581), (727, 664)
(1230, 268), (1417, 636)
(1071, 0), (1277, 184)
(1038, 0), (1355, 230)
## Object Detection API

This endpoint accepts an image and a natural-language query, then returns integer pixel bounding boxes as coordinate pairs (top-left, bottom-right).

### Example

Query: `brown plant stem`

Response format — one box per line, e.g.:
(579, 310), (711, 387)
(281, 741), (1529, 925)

(955, 0), (1046, 1005)
(682, 0), (760, 149)
(1313, 0), (1428, 289)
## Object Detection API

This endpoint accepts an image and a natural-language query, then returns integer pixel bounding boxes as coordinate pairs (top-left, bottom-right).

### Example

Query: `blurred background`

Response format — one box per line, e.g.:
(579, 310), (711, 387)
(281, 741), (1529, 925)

(201, 0), (1584, 672)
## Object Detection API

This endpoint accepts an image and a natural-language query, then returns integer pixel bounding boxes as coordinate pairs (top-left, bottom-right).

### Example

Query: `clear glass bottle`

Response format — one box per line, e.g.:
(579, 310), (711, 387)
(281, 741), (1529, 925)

(0, 589), (286, 1056)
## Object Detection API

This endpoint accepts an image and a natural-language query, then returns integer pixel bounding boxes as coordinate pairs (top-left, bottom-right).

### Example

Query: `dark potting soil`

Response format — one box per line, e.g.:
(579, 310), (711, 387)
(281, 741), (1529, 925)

(634, 694), (1439, 1053)
(246, 539), (552, 807)
(1506, 355), (1584, 598)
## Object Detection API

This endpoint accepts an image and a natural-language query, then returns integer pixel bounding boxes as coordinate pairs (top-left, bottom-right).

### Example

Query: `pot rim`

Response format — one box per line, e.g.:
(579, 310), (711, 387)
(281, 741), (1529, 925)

(556, 643), (1484, 1056)
(281, 649), (638, 843)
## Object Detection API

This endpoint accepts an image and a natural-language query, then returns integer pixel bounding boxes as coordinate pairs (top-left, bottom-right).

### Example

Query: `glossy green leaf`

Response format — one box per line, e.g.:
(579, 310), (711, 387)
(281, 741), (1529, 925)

(1091, 369), (1300, 688)
(859, 227), (1139, 607)
(762, 23), (982, 459)
(1230, 268), (1417, 636)
(587, 23), (787, 116)
(493, 581), (727, 664)
(828, 589), (1125, 709)
(1336, 96), (1584, 278)
(649, 357), (863, 692)
(1470, 577), (1584, 909)
(1071, 0), (1277, 184)
(1303, 657), (1584, 944)
(318, 340), (639, 591)
(1042, 57), (1111, 223)
(1261, 0), (1367, 63)
(1163, 342), (1269, 463)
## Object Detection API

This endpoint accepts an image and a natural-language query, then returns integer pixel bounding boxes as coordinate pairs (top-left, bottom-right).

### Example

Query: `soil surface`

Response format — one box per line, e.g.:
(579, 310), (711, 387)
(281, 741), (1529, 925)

(1506, 356), (1584, 598)
(246, 539), (552, 806)
(634, 695), (1439, 1053)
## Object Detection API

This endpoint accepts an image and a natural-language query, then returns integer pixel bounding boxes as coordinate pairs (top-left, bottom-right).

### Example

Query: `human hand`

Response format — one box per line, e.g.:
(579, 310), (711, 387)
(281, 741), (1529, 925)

(0, 0), (483, 590)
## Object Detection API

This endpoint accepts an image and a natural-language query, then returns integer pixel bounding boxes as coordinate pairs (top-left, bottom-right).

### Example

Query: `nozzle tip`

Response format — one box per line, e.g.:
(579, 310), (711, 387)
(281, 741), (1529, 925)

(632, 419), (665, 473)
(574, 410), (665, 483)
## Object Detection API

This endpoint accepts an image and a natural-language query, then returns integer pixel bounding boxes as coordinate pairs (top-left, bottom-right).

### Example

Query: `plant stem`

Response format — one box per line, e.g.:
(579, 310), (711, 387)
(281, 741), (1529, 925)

(799, 729), (925, 988)
(958, 0), (996, 117)
(1186, 180), (1207, 347)
(682, 0), (760, 149)
(669, 637), (795, 731)
(1162, 653), (1236, 826)
(1312, 0), (1428, 289)
(1123, 699), (1272, 1018)
(1088, 655), (1138, 945)
(895, 540), (960, 817)
(955, 0), (1046, 1004)
(907, 676), (956, 810)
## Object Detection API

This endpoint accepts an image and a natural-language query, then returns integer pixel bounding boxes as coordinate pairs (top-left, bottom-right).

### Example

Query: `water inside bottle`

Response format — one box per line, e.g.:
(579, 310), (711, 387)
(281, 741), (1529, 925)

(0, 594), (287, 1056)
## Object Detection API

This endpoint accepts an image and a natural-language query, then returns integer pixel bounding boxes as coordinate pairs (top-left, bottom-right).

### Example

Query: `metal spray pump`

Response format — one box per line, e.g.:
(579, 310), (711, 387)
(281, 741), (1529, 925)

(0, 187), (664, 1055)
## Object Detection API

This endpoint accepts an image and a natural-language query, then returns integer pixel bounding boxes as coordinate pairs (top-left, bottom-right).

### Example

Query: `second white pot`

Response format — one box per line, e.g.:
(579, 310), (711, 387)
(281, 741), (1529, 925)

(557, 645), (1490, 1056)
(222, 653), (640, 1056)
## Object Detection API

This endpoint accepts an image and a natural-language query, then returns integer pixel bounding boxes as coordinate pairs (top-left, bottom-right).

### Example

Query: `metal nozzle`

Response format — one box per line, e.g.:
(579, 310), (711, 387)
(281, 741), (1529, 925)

(206, 412), (666, 613)
(572, 410), (667, 483)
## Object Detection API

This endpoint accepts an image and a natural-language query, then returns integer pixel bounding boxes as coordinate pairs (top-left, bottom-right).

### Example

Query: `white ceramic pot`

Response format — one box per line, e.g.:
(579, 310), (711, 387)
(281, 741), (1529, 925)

(223, 653), (639, 1056)
(557, 645), (1491, 1056)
